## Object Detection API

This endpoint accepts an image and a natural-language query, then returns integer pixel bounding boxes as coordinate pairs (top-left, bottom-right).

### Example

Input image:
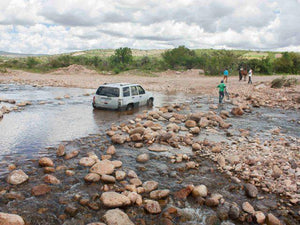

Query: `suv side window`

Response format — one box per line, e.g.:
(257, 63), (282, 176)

(123, 87), (130, 97)
(137, 86), (145, 95)
(131, 86), (138, 96)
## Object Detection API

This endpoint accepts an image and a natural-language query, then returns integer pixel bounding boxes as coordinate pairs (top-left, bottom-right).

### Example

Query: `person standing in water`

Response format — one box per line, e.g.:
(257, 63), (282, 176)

(217, 80), (226, 104)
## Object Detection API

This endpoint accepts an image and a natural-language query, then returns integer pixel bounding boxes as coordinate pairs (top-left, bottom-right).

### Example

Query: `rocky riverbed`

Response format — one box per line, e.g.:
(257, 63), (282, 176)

(0, 85), (299, 225)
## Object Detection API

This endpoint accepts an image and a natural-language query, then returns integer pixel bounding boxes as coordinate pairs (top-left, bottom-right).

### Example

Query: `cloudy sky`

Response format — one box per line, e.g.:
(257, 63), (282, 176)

(0, 0), (300, 54)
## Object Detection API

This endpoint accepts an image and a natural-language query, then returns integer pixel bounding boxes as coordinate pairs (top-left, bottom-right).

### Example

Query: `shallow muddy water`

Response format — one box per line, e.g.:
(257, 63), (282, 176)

(0, 84), (299, 225)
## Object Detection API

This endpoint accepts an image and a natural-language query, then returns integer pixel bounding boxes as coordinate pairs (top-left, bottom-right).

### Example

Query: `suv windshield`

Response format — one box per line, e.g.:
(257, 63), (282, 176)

(96, 86), (120, 97)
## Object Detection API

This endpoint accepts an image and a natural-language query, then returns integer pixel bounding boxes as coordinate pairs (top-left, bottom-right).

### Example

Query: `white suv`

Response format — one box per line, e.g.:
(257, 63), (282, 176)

(93, 83), (154, 110)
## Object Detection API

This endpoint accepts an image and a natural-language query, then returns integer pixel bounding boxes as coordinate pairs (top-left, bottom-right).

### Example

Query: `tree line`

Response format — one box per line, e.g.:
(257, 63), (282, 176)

(1, 46), (299, 75)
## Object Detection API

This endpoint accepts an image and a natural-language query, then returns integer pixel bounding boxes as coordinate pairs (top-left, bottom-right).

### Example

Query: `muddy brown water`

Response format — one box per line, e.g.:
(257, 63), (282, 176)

(0, 84), (299, 225)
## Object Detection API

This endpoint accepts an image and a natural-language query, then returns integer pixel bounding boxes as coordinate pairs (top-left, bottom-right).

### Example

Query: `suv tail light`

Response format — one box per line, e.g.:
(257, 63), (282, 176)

(93, 96), (95, 104)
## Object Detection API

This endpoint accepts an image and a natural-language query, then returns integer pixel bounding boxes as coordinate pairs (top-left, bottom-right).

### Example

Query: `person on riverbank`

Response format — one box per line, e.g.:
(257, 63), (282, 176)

(223, 69), (229, 83)
(217, 80), (226, 104)
(248, 68), (253, 84)
(239, 67), (243, 81)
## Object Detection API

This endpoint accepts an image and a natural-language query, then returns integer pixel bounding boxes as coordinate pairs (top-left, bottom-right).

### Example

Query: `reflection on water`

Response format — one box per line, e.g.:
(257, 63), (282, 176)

(0, 84), (190, 162)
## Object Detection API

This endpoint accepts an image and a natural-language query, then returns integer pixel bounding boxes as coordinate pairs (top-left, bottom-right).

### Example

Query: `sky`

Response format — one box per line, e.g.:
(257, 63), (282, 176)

(0, 0), (300, 54)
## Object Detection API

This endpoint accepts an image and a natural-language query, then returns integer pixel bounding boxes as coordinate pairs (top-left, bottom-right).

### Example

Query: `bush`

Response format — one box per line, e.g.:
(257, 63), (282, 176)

(162, 46), (198, 69)
(271, 76), (298, 88)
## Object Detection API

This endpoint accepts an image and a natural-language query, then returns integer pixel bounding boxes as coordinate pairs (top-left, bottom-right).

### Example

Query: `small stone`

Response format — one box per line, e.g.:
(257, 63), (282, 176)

(106, 145), (116, 155)
(205, 197), (219, 207)
(65, 150), (79, 160)
(242, 202), (255, 215)
(84, 173), (101, 183)
(144, 200), (161, 214)
(100, 192), (131, 208)
(39, 157), (54, 167)
(185, 120), (197, 128)
(101, 175), (116, 183)
(65, 204), (78, 217)
(192, 185), (207, 197)
(136, 154), (150, 163)
(31, 184), (51, 196)
(103, 209), (134, 225)
(44, 175), (60, 184)
(255, 211), (266, 224)
(56, 144), (65, 156)
(115, 170), (126, 180)
(150, 189), (170, 199)
(7, 170), (29, 185)
(244, 183), (258, 198)
(192, 143), (201, 151)
(143, 181), (158, 192)
(90, 160), (115, 175)
(266, 213), (281, 225)
(174, 185), (194, 199)
(79, 157), (96, 167)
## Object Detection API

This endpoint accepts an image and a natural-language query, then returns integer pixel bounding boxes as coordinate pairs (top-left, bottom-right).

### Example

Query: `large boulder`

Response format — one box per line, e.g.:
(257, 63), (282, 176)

(90, 160), (115, 175)
(0, 212), (25, 225)
(103, 209), (134, 225)
(100, 192), (131, 208)
(7, 170), (28, 185)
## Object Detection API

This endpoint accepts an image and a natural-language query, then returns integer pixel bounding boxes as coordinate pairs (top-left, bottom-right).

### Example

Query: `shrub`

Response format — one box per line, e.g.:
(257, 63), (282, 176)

(271, 76), (298, 88)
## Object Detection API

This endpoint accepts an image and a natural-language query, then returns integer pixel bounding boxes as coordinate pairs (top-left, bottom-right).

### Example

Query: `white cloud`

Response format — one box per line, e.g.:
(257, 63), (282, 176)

(0, 0), (299, 54)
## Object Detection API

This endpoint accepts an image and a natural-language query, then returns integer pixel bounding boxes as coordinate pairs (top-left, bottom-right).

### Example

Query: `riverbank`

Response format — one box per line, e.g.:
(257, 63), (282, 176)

(0, 86), (299, 224)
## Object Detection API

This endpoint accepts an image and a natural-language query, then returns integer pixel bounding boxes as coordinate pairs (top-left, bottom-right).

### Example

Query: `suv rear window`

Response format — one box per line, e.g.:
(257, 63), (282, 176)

(96, 86), (120, 97)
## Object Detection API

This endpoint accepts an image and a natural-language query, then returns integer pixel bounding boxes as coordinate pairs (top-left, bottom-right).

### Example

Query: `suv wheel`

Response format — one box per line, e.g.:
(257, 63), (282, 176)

(147, 98), (154, 107)
(126, 104), (134, 111)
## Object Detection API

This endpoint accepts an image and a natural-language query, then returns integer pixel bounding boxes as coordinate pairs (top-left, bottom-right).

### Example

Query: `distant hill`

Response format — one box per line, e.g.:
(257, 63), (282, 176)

(0, 51), (47, 58)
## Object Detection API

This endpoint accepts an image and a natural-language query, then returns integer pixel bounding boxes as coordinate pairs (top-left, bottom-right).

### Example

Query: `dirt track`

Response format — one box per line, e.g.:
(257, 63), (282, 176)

(0, 67), (297, 96)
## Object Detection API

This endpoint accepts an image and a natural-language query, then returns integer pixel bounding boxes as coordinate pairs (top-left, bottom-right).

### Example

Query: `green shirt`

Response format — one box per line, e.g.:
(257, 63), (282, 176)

(217, 83), (226, 92)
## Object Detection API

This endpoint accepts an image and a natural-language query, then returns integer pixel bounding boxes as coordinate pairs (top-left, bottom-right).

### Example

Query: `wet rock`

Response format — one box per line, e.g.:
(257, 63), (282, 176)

(192, 185), (207, 198)
(136, 153), (150, 163)
(44, 175), (61, 184)
(90, 160), (115, 175)
(242, 202), (255, 215)
(231, 107), (244, 116)
(111, 134), (126, 144)
(143, 181), (158, 192)
(199, 117), (209, 128)
(0, 212), (25, 225)
(211, 145), (221, 153)
(84, 173), (101, 183)
(38, 157), (54, 167)
(217, 203), (230, 220)
(190, 127), (200, 134)
(56, 144), (65, 156)
(115, 170), (126, 180)
(4, 192), (24, 200)
(79, 157), (96, 167)
(150, 189), (170, 199)
(8, 164), (16, 171)
(186, 161), (197, 169)
(129, 127), (145, 135)
(44, 167), (55, 173)
(144, 200), (161, 214)
(220, 110), (230, 118)
(192, 143), (201, 151)
(174, 185), (194, 199)
(217, 155), (225, 167)
(111, 160), (122, 168)
(100, 192), (131, 208)
(31, 184), (51, 196)
(255, 211), (266, 224)
(106, 145), (116, 155)
(189, 112), (204, 122)
(65, 150), (79, 160)
(134, 143), (143, 148)
(272, 165), (282, 178)
(130, 178), (142, 186)
(205, 213), (221, 225)
(205, 197), (219, 207)
(229, 204), (240, 219)
(127, 170), (138, 178)
(185, 120), (197, 128)
(7, 170), (29, 185)
(167, 123), (180, 132)
(244, 183), (258, 198)
(266, 213), (281, 225)
(101, 175), (116, 183)
(148, 145), (168, 152)
(103, 208), (134, 225)
(65, 204), (78, 217)
(86, 222), (106, 225)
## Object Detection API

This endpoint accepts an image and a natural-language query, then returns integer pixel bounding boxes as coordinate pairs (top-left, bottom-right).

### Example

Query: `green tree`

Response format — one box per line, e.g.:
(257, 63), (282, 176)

(26, 57), (39, 68)
(111, 47), (133, 65)
(162, 46), (198, 69)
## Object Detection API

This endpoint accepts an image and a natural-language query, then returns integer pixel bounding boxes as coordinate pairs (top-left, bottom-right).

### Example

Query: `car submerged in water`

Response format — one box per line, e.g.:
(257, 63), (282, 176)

(93, 83), (154, 110)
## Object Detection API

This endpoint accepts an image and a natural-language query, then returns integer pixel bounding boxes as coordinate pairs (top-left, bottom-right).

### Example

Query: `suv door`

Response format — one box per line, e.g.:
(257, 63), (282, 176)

(130, 86), (139, 106)
(137, 85), (147, 105)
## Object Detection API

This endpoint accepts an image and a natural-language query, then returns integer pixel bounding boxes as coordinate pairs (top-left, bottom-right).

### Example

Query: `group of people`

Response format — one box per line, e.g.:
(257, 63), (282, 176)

(217, 67), (253, 104)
